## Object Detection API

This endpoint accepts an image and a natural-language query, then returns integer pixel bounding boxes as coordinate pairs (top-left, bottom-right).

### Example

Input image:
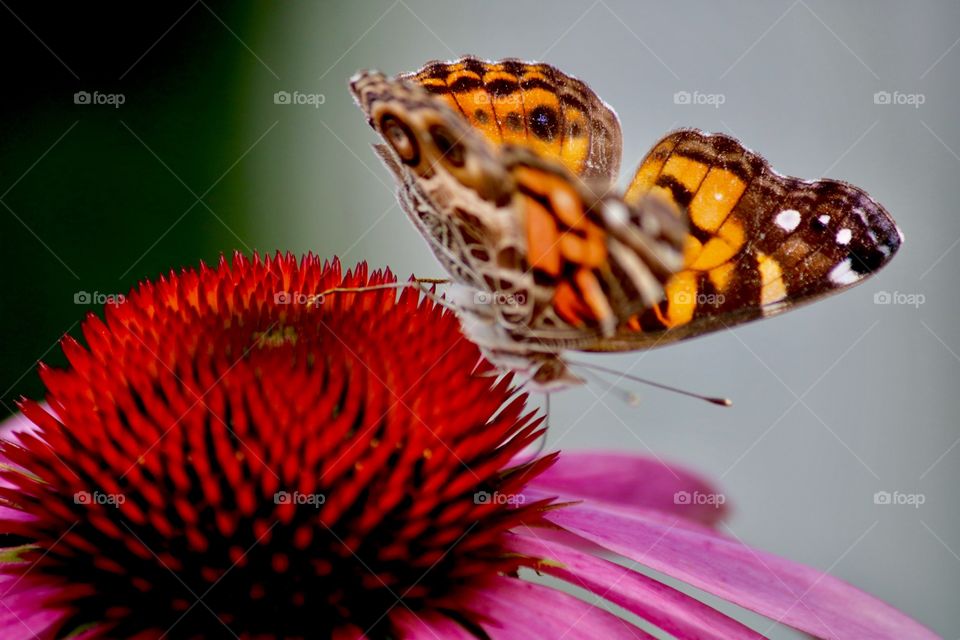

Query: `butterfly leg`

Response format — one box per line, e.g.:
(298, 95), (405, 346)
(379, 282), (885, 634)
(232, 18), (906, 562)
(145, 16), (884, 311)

(546, 391), (550, 429)
(316, 278), (456, 309)
(538, 393), (552, 455)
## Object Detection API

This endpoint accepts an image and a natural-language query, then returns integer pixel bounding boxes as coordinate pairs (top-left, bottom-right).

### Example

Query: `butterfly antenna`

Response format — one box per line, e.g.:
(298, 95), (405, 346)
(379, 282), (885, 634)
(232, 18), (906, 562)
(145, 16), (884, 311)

(576, 368), (643, 406)
(568, 360), (732, 407)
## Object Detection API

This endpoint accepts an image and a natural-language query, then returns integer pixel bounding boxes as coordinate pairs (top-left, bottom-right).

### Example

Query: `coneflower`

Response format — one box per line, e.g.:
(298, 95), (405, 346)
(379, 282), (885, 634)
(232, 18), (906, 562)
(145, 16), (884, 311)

(0, 253), (935, 639)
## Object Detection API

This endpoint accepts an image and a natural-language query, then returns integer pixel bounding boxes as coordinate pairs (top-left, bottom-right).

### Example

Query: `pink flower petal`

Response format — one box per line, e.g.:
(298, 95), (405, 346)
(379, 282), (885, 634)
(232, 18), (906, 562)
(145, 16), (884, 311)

(528, 450), (728, 526)
(466, 577), (655, 639)
(0, 411), (29, 435)
(0, 607), (60, 640)
(0, 507), (33, 524)
(0, 410), (42, 444)
(506, 532), (764, 640)
(0, 412), (37, 520)
(0, 581), (64, 640)
(540, 501), (937, 639)
(0, 409), (45, 481)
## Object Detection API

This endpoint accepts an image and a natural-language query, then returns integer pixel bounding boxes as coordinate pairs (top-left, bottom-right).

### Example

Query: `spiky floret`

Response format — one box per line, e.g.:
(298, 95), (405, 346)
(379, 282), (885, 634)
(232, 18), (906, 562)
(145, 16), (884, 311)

(0, 252), (552, 639)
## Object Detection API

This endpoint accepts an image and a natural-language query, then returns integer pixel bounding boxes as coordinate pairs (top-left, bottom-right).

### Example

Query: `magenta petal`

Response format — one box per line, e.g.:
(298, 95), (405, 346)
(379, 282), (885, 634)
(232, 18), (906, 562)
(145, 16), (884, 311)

(528, 450), (728, 526)
(390, 608), (476, 639)
(0, 586), (64, 640)
(506, 532), (764, 640)
(542, 503), (937, 639)
(0, 411), (30, 436)
(0, 507), (33, 524)
(0, 409), (44, 482)
(0, 410), (41, 443)
(0, 412), (36, 515)
(467, 577), (654, 639)
(0, 409), (52, 516)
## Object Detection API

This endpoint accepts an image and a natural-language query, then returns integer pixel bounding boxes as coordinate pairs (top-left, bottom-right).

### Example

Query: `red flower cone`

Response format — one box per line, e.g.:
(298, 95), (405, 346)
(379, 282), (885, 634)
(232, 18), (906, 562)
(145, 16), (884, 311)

(0, 252), (937, 639)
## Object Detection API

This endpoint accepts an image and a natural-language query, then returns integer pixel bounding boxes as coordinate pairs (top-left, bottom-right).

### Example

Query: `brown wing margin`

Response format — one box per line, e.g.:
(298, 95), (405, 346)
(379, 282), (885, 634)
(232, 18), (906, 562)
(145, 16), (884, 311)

(577, 129), (902, 352)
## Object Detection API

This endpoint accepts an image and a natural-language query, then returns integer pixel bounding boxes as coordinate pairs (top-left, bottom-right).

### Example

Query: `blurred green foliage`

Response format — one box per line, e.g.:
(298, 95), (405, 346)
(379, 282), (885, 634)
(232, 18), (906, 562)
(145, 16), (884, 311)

(0, 3), (264, 415)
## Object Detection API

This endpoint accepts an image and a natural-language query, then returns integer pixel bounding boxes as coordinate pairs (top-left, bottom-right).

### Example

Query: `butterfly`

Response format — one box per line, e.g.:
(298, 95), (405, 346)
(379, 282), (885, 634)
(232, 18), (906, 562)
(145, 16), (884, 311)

(349, 56), (902, 390)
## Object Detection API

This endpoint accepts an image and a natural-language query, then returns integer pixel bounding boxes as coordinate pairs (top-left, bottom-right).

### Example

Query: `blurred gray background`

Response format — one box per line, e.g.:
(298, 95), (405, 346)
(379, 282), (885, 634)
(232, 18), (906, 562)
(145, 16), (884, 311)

(3, 1), (958, 637)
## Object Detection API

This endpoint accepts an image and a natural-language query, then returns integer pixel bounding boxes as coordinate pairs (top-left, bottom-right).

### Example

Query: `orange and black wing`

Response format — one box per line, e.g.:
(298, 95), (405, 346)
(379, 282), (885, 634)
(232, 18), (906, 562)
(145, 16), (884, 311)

(503, 149), (687, 339)
(582, 129), (902, 350)
(404, 56), (622, 186)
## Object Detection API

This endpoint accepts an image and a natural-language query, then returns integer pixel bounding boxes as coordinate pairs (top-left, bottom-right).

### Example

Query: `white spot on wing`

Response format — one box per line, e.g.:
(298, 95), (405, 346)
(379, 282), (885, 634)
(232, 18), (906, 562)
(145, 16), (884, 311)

(828, 258), (862, 286)
(775, 209), (801, 232)
(714, 191), (724, 201)
(818, 214), (830, 225)
(836, 228), (852, 245)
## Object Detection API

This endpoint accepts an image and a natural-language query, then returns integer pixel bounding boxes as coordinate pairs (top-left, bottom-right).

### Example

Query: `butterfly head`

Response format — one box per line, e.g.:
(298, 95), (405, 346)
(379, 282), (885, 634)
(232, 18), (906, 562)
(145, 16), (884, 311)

(350, 70), (512, 204)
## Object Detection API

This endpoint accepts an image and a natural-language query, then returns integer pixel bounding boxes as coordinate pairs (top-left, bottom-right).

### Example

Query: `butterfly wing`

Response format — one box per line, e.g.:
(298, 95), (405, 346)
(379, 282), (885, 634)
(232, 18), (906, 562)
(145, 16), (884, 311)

(352, 65), (682, 346)
(500, 148), (686, 341)
(403, 56), (622, 186)
(578, 129), (902, 351)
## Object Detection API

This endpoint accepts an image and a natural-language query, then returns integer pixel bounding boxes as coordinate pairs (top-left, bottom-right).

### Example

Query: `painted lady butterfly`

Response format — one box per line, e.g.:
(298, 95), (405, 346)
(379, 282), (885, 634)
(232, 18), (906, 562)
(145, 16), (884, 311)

(350, 57), (902, 390)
